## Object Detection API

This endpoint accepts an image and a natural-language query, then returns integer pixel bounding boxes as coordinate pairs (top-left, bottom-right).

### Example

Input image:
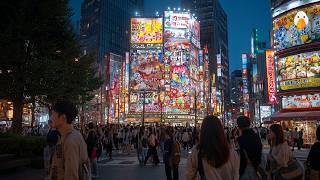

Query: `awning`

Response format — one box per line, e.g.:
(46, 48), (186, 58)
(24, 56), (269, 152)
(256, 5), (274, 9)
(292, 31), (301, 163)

(270, 111), (320, 121)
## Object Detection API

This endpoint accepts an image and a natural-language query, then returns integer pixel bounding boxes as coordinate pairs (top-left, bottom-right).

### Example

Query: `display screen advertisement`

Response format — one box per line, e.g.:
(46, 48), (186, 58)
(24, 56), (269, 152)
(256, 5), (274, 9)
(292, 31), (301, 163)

(130, 49), (163, 91)
(129, 92), (161, 113)
(260, 106), (272, 122)
(164, 28), (189, 40)
(164, 11), (191, 29)
(277, 50), (320, 91)
(273, 2), (320, 51)
(131, 18), (163, 44)
(189, 17), (200, 48)
(266, 50), (277, 104)
(282, 93), (320, 110)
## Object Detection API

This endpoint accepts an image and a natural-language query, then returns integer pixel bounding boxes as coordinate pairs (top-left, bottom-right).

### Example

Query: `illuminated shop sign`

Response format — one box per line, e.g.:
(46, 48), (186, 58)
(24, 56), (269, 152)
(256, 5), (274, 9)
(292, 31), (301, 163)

(273, 2), (320, 51)
(260, 106), (272, 122)
(282, 93), (320, 110)
(266, 50), (277, 104)
(164, 11), (191, 29)
(277, 51), (320, 91)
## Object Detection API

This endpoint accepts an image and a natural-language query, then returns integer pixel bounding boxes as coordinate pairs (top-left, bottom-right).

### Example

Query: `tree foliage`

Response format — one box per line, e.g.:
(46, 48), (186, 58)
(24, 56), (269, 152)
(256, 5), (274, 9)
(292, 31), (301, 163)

(0, 0), (102, 133)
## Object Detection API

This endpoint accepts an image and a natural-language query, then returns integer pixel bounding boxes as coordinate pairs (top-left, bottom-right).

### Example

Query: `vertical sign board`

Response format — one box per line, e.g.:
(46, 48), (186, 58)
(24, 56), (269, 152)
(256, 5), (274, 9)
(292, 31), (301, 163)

(217, 54), (222, 77)
(266, 50), (277, 104)
(242, 54), (250, 117)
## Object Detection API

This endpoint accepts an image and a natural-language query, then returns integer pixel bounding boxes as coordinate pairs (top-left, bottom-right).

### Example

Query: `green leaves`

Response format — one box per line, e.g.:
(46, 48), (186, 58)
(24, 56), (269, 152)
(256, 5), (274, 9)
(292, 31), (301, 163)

(0, 0), (102, 132)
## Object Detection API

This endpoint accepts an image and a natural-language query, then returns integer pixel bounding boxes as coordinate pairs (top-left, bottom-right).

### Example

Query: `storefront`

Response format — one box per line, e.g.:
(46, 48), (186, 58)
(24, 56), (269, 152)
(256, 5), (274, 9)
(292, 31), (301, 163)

(269, 1), (320, 144)
(270, 111), (320, 144)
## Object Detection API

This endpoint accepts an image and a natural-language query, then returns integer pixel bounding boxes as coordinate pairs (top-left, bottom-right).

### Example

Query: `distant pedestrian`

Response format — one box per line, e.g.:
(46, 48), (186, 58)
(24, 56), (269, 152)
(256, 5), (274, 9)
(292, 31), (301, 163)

(144, 127), (160, 165)
(86, 122), (98, 177)
(186, 116), (240, 180)
(298, 129), (303, 150)
(306, 126), (320, 180)
(291, 127), (299, 151)
(49, 99), (90, 180)
(164, 127), (180, 180)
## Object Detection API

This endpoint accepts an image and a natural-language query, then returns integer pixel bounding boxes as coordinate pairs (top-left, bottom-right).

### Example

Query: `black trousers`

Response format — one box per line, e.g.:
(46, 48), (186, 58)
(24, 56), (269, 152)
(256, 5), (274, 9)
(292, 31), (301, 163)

(106, 143), (112, 158)
(165, 162), (179, 180)
(144, 146), (159, 164)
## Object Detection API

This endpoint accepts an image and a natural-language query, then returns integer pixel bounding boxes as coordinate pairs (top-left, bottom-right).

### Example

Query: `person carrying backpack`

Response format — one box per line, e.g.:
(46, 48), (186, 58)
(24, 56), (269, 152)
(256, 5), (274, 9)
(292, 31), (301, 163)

(49, 99), (91, 180)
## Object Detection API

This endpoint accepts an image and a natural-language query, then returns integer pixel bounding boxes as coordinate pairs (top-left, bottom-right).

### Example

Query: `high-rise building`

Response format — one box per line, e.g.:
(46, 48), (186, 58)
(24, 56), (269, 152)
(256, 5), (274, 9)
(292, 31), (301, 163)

(230, 70), (243, 120)
(80, 0), (144, 124)
(80, 0), (144, 61)
(181, 0), (229, 120)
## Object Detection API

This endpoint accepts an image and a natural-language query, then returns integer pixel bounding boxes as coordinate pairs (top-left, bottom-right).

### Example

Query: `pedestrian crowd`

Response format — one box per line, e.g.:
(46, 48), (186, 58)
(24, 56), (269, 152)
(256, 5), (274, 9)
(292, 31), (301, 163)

(37, 99), (320, 180)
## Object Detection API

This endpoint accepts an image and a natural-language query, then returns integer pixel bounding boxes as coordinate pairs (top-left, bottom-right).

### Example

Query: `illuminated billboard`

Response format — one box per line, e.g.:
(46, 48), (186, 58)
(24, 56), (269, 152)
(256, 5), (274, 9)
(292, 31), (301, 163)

(282, 93), (320, 110)
(260, 106), (272, 122)
(242, 54), (250, 116)
(164, 11), (190, 29)
(190, 17), (200, 48)
(273, 2), (320, 51)
(130, 49), (163, 91)
(131, 18), (163, 44)
(129, 92), (161, 113)
(266, 50), (277, 104)
(277, 50), (320, 91)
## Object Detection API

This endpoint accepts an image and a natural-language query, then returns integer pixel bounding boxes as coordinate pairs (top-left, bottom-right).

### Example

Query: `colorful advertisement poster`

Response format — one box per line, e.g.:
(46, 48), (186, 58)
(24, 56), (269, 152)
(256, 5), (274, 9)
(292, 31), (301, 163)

(260, 106), (272, 122)
(164, 11), (191, 29)
(273, 2), (320, 51)
(277, 50), (320, 91)
(190, 17), (200, 48)
(266, 50), (277, 104)
(129, 92), (161, 112)
(131, 18), (163, 44)
(130, 49), (163, 91)
(282, 93), (320, 110)
(164, 28), (189, 40)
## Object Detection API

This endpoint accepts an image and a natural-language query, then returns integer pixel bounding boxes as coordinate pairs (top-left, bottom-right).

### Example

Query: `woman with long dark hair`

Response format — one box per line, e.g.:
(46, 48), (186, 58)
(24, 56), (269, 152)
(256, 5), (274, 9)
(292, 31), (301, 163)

(267, 124), (299, 179)
(186, 115), (240, 180)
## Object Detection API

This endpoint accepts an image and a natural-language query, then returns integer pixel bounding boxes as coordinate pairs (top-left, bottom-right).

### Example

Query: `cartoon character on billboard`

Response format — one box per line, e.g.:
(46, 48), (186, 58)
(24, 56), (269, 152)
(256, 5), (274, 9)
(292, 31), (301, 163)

(295, 11), (311, 43)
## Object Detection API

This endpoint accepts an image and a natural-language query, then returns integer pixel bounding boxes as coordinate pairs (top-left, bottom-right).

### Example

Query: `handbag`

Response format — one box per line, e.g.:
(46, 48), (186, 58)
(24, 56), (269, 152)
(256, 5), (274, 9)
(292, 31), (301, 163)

(278, 158), (303, 180)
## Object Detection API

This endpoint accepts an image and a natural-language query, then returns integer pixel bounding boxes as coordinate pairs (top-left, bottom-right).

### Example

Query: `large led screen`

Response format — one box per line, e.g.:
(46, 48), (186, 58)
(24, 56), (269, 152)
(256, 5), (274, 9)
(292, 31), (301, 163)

(277, 50), (320, 91)
(130, 49), (163, 91)
(273, 3), (320, 51)
(282, 93), (320, 110)
(129, 92), (161, 112)
(131, 18), (163, 44)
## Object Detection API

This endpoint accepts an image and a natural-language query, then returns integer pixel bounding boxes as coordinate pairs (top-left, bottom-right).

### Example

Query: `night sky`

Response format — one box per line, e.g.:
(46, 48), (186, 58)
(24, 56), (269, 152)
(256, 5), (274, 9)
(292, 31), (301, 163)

(70, 0), (271, 72)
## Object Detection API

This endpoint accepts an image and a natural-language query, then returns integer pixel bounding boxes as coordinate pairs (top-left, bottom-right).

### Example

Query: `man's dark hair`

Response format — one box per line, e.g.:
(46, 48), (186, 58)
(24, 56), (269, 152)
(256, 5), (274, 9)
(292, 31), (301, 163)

(88, 122), (94, 129)
(317, 126), (320, 141)
(237, 116), (251, 129)
(52, 99), (78, 124)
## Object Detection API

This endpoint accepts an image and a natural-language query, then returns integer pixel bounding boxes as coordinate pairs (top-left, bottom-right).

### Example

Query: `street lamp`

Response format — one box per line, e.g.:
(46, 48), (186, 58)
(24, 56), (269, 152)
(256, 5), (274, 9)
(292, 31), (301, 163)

(194, 90), (197, 127)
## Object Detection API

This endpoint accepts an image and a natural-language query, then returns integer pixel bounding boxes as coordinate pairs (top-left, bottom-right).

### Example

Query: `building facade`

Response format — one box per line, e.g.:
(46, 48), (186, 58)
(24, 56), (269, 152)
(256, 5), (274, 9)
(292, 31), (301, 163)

(181, 0), (229, 121)
(80, 0), (144, 124)
(269, 0), (320, 144)
(230, 70), (243, 121)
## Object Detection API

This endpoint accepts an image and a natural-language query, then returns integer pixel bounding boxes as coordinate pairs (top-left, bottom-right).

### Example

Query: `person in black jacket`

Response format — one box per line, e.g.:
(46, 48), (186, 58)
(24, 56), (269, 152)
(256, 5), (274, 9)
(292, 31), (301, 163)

(306, 125), (320, 179)
(236, 116), (262, 179)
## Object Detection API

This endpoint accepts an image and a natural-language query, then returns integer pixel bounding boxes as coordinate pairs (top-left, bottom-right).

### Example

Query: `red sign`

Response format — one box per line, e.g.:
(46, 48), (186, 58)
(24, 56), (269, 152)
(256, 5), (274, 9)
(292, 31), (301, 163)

(266, 50), (277, 104)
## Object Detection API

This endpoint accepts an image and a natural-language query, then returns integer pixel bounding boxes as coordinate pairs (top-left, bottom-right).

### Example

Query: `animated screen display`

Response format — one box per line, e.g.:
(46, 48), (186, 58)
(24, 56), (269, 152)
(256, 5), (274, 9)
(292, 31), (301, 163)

(131, 18), (163, 44)
(130, 49), (163, 91)
(277, 50), (320, 91)
(273, 3), (320, 51)
(164, 11), (190, 29)
(282, 93), (320, 110)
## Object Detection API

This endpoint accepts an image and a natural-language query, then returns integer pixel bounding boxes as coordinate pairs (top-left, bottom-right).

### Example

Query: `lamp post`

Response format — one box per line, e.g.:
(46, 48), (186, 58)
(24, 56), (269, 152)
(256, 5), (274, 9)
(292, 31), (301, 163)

(194, 90), (197, 127)
(117, 94), (120, 125)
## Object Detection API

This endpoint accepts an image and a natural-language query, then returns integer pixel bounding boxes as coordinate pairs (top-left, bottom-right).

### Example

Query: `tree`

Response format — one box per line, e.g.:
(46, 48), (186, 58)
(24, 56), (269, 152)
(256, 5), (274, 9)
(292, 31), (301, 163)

(0, 0), (102, 133)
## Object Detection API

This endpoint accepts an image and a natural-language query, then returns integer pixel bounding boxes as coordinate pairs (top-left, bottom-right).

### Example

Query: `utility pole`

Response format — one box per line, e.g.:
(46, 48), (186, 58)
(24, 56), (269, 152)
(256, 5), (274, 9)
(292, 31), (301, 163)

(194, 90), (197, 127)
(142, 89), (146, 127)
(118, 95), (120, 124)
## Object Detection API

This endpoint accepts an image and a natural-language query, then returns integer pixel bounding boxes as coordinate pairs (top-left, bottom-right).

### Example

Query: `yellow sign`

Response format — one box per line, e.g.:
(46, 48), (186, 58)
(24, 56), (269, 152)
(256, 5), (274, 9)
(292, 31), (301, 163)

(131, 18), (163, 44)
(280, 77), (320, 90)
